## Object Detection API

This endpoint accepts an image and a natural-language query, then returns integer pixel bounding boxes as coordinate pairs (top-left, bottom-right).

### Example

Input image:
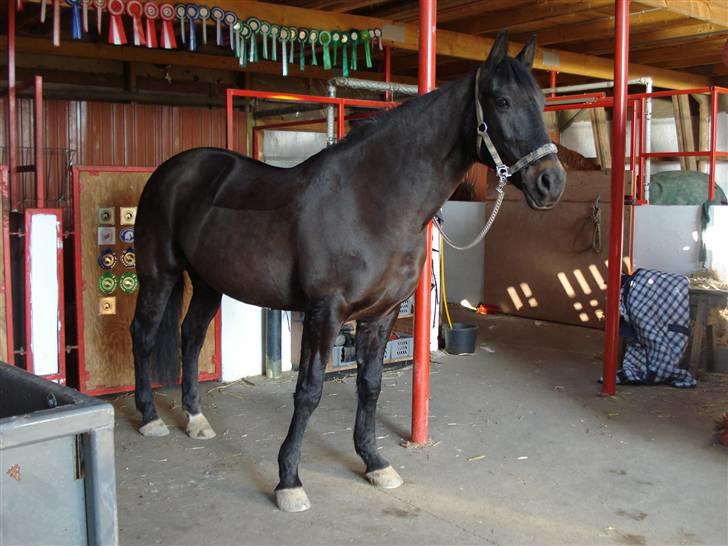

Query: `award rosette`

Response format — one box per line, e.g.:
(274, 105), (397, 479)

(119, 227), (135, 244)
(107, 0), (127, 45)
(66, 0), (83, 40)
(270, 25), (279, 61)
(94, 0), (106, 34)
(246, 18), (260, 62)
(186, 4), (199, 51)
(288, 27), (296, 63)
(198, 5), (210, 44)
(223, 11), (237, 51)
(143, 2), (159, 48)
(361, 29), (373, 68)
(126, 0), (146, 46)
(309, 30), (319, 66)
(175, 3), (186, 44)
(210, 6), (224, 46)
(297, 29), (308, 71)
(340, 32), (349, 77)
(331, 31), (341, 66)
(98, 271), (118, 295)
(239, 23), (250, 67)
(318, 30), (331, 70)
(121, 247), (136, 268)
(82, 0), (90, 32)
(349, 30), (359, 71)
(158, 3), (177, 49)
(278, 26), (289, 76)
(120, 272), (139, 294)
(259, 20), (270, 60)
(98, 248), (117, 270)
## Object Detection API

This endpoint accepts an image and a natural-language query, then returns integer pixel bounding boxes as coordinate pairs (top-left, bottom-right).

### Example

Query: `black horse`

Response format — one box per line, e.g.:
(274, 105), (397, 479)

(131, 32), (566, 512)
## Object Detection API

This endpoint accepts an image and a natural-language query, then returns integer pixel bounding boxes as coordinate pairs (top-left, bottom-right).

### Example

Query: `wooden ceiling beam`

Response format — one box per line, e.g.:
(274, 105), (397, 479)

(372, 0), (531, 24)
(18, 0), (712, 89)
(630, 36), (726, 65)
(636, 0), (728, 27)
(511, 8), (685, 46)
(568, 21), (728, 56)
(441, 0), (615, 35)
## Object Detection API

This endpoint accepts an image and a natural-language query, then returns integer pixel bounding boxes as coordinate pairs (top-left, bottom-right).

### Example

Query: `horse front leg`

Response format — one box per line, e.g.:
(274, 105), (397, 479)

(354, 310), (403, 489)
(276, 299), (343, 512)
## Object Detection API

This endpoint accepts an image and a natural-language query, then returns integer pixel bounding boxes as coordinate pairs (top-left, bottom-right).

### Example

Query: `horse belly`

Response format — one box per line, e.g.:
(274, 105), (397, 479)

(181, 208), (305, 310)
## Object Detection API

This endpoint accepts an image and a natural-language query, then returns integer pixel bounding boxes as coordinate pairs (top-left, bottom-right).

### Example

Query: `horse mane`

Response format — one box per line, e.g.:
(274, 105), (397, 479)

(337, 76), (467, 146)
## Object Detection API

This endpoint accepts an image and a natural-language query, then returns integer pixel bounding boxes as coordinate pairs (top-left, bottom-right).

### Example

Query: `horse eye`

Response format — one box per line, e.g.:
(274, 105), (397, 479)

(496, 97), (510, 109)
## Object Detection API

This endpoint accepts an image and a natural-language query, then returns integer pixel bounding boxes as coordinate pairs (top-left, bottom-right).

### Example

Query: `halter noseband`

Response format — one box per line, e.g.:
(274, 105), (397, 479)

(474, 67), (558, 183)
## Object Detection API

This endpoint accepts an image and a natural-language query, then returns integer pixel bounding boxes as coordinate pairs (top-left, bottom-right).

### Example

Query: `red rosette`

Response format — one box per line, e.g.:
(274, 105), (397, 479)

(158, 3), (177, 49)
(143, 2), (159, 48)
(107, 0), (127, 45)
(125, 0), (146, 46)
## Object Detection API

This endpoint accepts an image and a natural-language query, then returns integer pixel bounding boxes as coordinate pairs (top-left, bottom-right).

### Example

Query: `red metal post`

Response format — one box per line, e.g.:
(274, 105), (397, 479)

(638, 97), (646, 203)
(709, 87), (718, 202)
(34, 76), (45, 208)
(7, 0), (17, 208)
(385, 46), (393, 102)
(226, 89), (234, 150)
(549, 71), (557, 98)
(629, 100), (637, 199)
(337, 102), (345, 141)
(411, 0), (436, 445)
(601, 0), (630, 397)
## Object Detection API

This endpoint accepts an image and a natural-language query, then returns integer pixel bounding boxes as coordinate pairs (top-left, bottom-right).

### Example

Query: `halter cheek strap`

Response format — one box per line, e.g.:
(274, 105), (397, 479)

(474, 67), (558, 182)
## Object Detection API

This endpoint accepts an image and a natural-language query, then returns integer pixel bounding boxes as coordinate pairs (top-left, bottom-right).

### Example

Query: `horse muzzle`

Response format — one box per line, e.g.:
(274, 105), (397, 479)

(524, 159), (566, 210)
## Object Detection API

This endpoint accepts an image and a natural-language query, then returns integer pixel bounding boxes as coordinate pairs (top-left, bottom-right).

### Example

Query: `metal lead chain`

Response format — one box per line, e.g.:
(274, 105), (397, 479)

(433, 177), (508, 251)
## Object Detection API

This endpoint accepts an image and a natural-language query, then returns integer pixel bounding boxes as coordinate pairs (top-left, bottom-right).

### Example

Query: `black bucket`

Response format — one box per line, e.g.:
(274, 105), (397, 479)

(444, 323), (478, 355)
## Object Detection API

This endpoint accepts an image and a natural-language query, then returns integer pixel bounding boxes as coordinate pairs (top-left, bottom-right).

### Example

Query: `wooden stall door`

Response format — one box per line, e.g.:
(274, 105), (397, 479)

(74, 167), (219, 395)
(483, 170), (632, 329)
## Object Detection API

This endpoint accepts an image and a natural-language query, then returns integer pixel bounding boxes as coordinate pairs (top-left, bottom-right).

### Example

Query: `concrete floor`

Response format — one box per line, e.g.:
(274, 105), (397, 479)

(111, 313), (728, 546)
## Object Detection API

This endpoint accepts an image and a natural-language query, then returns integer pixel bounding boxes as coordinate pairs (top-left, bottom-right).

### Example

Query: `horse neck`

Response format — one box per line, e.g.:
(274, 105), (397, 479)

(372, 74), (478, 227)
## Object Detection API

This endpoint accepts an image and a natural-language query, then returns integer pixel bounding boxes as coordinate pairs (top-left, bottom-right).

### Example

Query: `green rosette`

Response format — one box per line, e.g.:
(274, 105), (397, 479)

(319, 30), (332, 70)
(340, 32), (349, 77)
(98, 271), (117, 295)
(297, 29), (309, 71)
(361, 29), (373, 68)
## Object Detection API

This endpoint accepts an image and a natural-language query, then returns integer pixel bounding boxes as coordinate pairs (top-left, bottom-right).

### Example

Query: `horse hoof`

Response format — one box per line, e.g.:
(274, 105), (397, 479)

(186, 413), (216, 440)
(366, 465), (403, 489)
(139, 418), (169, 437)
(276, 487), (311, 512)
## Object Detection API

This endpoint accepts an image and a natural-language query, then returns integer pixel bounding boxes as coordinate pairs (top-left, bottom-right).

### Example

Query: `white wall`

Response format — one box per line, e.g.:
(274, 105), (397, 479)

(440, 202), (486, 305)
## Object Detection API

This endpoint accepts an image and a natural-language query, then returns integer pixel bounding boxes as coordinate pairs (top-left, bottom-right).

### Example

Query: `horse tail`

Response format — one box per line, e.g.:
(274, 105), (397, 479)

(150, 277), (184, 387)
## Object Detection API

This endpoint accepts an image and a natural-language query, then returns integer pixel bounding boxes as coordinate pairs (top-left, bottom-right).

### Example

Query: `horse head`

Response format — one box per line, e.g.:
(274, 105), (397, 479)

(475, 31), (566, 210)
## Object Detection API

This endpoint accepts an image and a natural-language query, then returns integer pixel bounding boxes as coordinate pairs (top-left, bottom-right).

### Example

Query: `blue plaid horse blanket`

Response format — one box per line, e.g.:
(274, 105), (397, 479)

(619, 268), (696, 388)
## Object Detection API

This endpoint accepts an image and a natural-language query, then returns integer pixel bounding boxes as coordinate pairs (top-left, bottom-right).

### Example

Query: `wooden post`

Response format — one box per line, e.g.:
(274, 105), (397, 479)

(591, 108), (611, 169)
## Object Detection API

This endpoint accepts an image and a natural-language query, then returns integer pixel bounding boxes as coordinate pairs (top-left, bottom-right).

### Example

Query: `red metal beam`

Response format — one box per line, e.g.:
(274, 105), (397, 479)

(34, 76), (45, 208)
(411, 0), (436, 446)
(602, 0), (630, 397)
(549, 71), (557, 98)
(709, 87), (718, 202)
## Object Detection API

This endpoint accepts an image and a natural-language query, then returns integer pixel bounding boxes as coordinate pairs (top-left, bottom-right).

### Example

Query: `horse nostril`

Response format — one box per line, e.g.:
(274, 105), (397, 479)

(536, 171), (554, 197)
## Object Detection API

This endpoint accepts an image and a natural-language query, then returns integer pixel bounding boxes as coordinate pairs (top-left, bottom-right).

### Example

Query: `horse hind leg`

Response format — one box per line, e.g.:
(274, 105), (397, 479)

(130, 272), (182, 437)
(181, 275), (222, 440)
(276, 298), (344, 512)
(354, 310), (403, 489)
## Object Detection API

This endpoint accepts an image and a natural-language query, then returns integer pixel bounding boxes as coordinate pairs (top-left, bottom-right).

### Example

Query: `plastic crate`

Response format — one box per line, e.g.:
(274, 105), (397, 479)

(399, 297), (414, 317)
(384, 333), (414, 363)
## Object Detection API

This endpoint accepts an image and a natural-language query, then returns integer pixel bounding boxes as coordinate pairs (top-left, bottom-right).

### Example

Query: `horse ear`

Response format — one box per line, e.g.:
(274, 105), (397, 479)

(516, 34), (537, 69)
(485, 31), (509, 70)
